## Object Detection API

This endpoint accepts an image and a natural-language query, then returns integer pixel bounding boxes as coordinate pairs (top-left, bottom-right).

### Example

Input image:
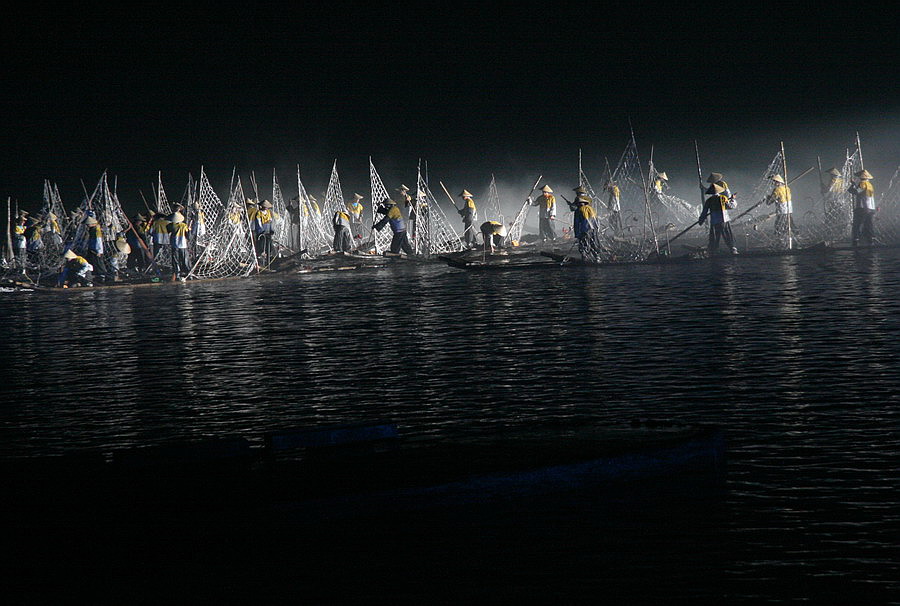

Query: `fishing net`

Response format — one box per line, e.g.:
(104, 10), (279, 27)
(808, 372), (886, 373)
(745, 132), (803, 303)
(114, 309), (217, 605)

(368, 159), (396, 254)
(188, 170), (255, 279)
(296, 168), (331, 255)
(875, 166), (900, 243)
(415, 166), (464, 256)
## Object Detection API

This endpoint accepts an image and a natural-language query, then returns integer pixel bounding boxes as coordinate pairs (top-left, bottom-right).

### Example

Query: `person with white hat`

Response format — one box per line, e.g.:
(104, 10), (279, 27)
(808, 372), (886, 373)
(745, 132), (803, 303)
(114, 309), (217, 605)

(83, 214), (110, 281)
(605, 181), (622, 234)
(458, 190), (478, 248)
(822, 167), (845, 236)
(109, 236), (131, 282)
(347, 193), (365, 241)
(150, 211), (171, 266)
(848, 170), (876, 246)
(698, 183), (738, 255)
(531, 185), (557, 243)
(251, 200), (278, 263)
(168, 211), (191, 280)
(374, 198), (413, 255)
(59, 248), (94, 287)
(765, 174), (794, 249)
(480, 220), (508, 253)
(571, 188), (601, 262)
(332, 204), (353, 253)
(11, 212), (28, 274)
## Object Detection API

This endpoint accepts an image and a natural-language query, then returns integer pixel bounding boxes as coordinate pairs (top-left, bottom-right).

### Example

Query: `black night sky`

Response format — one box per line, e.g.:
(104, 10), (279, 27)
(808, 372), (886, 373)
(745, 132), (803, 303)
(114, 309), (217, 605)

(3, 8), (897, 212)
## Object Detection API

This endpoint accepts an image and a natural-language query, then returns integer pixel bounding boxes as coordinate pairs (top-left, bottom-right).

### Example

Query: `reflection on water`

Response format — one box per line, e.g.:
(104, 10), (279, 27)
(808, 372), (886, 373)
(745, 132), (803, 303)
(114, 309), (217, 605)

(2, 248), (899, 602)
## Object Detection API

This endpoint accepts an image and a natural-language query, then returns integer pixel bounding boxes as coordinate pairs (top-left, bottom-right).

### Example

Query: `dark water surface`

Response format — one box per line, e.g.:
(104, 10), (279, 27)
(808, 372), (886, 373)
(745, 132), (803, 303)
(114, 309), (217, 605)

(2, 249), (899, 603)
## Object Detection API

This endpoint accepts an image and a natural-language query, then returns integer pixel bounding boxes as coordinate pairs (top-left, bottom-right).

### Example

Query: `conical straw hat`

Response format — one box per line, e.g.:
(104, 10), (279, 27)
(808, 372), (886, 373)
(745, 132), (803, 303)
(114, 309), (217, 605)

(826, 167), (841, 176)
(459, 190), (473, 198)
(657, 172), (668, 180)
(706, 183), (725, 195)
(541, 185), (553, 193)
(64, 249), (77, 260)
(856, 169), (873, 179)
(707, 172), (724, 183)
(770, 174), (785, 184)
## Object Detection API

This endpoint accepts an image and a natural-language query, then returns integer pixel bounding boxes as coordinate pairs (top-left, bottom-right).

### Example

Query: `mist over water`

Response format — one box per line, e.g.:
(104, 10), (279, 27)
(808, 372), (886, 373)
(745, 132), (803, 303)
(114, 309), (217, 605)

(2, 247), (899, 602)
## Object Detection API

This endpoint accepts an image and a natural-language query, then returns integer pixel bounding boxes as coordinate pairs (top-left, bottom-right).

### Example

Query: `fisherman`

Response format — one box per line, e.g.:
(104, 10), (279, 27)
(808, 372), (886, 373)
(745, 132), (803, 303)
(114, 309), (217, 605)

(571, 188), (601, 262)
(458, 190), (478, 248)
(59, 249), (93, 287)
(822, 167), (845, 236)
(12, 212), (27, 274)
(605, 181), (622, 234)
(653, 171), (669, 197)
(252, 200), (278, 263)
(25, 214), (44, 254)
(531, 185), (557, 242)
(109, 236), (131, 282)
(41, 211), (63, 249)
(332, 205), (353, 253)
(150, 211), (170, 264)
(189, 202), (207, 248)
(347, 193), (365, 241)
(480, 220), (507, 253)
(287, 196), (303, 250)
(83, 215), (110, 281)
(374, 198), (413, 255)
(168, 211), (191, 281)
(765, 174), (795, 249)
(126, 213), (151, 271)
(698, 183), (738, 255)
(848, 169), (876, 246)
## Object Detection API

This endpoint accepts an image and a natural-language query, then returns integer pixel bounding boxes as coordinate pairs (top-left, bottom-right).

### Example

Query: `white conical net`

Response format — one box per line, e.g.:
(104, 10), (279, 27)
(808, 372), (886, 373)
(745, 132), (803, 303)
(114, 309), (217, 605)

(415, 165), (464, 255)
(369, 159), (395, 254)
(188, 170), (256, 279)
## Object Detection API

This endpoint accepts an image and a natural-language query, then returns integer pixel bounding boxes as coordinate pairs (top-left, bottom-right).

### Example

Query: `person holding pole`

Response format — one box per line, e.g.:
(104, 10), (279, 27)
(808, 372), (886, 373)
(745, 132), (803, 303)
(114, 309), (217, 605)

(605, 181), (622, 234)
(848, 170), (876, 246)
(347, 193), (365, 241)
(765, 174), (794, 249)
(458, 190), (478, 248)
(698, 183), (738, 255)
(571, 188), (601, 262)
(531, 185), (557, 243)
(374, 198), (413, 255)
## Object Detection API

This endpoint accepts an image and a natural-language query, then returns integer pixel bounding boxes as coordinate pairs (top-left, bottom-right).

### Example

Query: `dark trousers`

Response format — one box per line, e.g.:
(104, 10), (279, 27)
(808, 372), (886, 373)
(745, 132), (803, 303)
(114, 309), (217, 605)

(851, 208), (875, 245)
(463, 220), (477, 247)
(390, 231), (413, 255)
(172, 247), (190, 277)
(333, 226), (352, 252)
(85, 250), (109, 279)
(255, 233), (274, 260)
(708, 222), (735, 253)
(539, 217), (556, 241)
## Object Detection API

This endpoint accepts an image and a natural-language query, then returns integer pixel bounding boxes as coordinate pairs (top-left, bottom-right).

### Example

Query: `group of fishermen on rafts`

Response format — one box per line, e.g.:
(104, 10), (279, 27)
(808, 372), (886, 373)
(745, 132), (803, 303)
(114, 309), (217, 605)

(5, 166), (880, 286)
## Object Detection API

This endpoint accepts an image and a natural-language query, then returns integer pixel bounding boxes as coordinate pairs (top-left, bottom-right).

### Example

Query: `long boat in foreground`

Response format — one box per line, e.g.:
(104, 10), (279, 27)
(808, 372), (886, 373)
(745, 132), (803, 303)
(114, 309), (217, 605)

(4, 421), (725, 519)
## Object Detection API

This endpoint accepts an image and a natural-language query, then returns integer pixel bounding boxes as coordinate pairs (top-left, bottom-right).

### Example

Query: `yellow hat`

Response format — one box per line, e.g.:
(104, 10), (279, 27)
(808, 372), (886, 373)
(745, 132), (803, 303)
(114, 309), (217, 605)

(459, 190), (473, 198)
(64, 249), (77, 260)
(657, 172), (668, 180)
(771, 174), (785, 184)
(541, 185), (553, 193)
(856, 169), (873, 180)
